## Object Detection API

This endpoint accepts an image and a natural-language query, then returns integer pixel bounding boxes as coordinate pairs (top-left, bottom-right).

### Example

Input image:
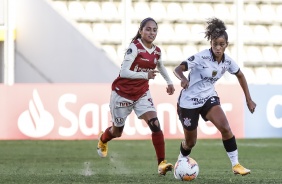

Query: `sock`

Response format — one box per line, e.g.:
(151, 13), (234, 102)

(223, 136), (239, 167)
(101, 126), (114, 143)
(227, 150), (239, 167)
(180, 141), (191, 157)
(152, 131), (165, 165)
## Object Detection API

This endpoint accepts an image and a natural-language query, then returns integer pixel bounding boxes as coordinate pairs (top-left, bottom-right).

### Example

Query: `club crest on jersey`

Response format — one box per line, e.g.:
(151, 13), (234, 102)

(212, 70), (217, 77)
(153, 50), (161, 55)
(188, 56), (195, 61)
(126, 48), (132, 55)
(225, 60), (231, 65)
(154, 58), (157, 64)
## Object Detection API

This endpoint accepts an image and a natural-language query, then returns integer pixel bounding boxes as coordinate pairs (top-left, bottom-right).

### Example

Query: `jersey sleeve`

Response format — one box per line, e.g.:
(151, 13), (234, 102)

(119, 43), (148, 79)
(184, 55), (200, 70)
(157, 54), (173, 85)
(227, 58), (240, 74)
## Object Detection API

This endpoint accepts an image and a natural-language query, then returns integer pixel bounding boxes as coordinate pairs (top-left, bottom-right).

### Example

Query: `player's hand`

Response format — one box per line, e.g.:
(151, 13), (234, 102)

(181, 78), (189, 89)
(148, 70), (159, 79)
(247, 99), (256, 113)
(166, 84), (175, 95)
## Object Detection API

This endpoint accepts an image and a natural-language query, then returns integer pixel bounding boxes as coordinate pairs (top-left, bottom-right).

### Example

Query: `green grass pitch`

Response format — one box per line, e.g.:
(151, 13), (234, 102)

(0, 138), (281, 183)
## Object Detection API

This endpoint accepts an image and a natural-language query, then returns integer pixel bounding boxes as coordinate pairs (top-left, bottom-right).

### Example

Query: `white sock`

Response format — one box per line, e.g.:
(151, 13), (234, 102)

(227, 150), (239, 167)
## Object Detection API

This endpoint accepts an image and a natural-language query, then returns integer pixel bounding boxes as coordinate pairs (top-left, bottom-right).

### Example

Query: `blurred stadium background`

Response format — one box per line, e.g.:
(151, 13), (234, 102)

(0, 0), (282, 84)
(0, 0), (281, 140)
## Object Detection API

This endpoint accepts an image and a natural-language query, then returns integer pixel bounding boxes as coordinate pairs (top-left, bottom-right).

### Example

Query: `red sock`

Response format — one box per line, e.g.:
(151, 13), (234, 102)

(101, 127), (114, 143)
(152, 131), (165, 165)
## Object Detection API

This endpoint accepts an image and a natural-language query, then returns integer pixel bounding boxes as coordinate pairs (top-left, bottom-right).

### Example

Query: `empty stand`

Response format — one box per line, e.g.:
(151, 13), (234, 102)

(246, 46), (263, 63)
(101, 2), (120, 21)
(214, 4), (231, 22)
(166, 3), (183, 21)
(260, 4), (276, 22)
(68, 1), (86, 20)
(242, 67), (256, 84)
(254, 67), (272, 84)
(198, 4), (214, 20)
(133, 2), (151, 21)
(262, 47), (279, 62)
(181, 3), (198, 21)
(271, 68), (282, 84)
(269, 25), (282, 44)
(174, 24), (190, 43)
(150, 2), (166, 22)
(244, 4), (261, 22)
(253, 25), (270, 43)
(92, 23), (110, 42)
(166, 45), (183, 65)
(157, 23), (175, 42)
(85, 2), (102, 21)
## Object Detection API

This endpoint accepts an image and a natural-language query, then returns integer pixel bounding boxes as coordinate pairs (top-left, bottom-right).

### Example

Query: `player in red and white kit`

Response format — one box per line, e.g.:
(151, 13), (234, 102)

(97, 17), (175, 176)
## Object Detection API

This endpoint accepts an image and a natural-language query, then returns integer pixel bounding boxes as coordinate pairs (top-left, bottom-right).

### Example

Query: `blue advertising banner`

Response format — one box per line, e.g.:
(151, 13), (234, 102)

(245, 85), (282, 138)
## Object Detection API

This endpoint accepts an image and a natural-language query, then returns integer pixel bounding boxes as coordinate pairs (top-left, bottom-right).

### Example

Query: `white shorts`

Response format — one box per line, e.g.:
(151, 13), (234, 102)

(109, 90), (156, 127)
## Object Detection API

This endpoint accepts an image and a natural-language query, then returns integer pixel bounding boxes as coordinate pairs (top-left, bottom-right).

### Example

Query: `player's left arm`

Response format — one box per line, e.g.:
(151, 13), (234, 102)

(235, 69), (257, 113)
(157, 58), (175, 95)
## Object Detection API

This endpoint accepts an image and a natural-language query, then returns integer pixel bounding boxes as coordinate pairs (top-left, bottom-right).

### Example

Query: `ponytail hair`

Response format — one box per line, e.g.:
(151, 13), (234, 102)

(204, 17), (228, 41)
(131, 17), (158, 42)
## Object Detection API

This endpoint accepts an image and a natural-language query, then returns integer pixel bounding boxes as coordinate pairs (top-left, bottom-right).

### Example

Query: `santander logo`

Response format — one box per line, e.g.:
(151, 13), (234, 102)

(18, 89), (54, 138)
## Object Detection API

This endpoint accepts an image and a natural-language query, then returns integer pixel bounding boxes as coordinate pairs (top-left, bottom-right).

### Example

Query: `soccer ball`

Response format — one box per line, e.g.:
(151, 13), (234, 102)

(174, 157), (199, 181)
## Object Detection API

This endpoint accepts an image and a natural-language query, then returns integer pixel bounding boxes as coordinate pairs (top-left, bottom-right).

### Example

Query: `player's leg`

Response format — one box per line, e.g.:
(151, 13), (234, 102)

(177, 104), (199, 158)
(204, 97), (250, 175)
(139, 110), (173, 176)
(136, 91), (172, 175)
(97, 91), (132, 158)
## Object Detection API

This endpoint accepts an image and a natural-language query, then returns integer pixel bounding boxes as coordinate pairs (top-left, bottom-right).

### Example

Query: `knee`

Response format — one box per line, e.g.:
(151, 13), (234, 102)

(219, 124), (232, 137)
(147, 117), (161, 132)
(110, 127), (123, 138)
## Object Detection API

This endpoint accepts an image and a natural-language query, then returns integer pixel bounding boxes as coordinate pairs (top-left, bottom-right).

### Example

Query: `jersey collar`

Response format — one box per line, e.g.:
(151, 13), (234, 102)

(209, 48), (225, 63)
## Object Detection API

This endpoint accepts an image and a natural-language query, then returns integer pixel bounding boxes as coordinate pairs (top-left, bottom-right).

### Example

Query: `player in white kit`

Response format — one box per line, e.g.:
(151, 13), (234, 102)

(173, 18), (256, 176)
(97, 17), (175, 176)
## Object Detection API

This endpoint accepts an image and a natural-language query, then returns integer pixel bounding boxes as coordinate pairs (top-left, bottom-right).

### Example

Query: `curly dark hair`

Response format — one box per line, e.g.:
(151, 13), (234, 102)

(204, 17), (228, 41)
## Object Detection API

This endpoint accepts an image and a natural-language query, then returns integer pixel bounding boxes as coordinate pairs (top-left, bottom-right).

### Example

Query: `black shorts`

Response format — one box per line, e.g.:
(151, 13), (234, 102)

(177, 96), (220, 131)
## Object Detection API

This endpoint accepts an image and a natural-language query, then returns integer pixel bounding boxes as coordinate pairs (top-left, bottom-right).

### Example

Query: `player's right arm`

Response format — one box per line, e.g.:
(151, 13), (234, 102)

(119, 43), (149, 79)
(174, 61), (189, 89)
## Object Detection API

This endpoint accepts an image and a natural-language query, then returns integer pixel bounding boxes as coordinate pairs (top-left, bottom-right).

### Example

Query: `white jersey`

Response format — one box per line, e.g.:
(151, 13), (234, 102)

(179, 48), (240, 109)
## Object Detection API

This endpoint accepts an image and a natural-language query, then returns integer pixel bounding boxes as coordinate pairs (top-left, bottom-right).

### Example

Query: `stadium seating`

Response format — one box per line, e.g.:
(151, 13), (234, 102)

(262, 47), (279, 63)
(68, 1), (86, 20)
(198, 4), (214, 20)
(84, 2), (102, 21)
(242, 68), (256, 84)
(254, 67), (272, 84)
(181, 3), (198, 21)
(133, 2), (150, 21)
(101, 2), (120, 21)
(150, 2), (166, 22)
(244, 4), (261, 22)
(271, 68), (282, 84)
(166, 3), (183, 21)
(174, 24), (190, 42)
(51, 0), (282, 85)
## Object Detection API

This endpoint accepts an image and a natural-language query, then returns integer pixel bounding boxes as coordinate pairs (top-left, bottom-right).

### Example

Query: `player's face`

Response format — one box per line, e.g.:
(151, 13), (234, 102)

(139, 20), (158, 46)
(210, 36), (228, 61)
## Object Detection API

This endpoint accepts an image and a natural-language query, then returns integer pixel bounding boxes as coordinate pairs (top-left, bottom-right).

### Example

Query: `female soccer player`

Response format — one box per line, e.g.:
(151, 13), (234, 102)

(97, 17), (175, 176)
(173, 18), (256, 176)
